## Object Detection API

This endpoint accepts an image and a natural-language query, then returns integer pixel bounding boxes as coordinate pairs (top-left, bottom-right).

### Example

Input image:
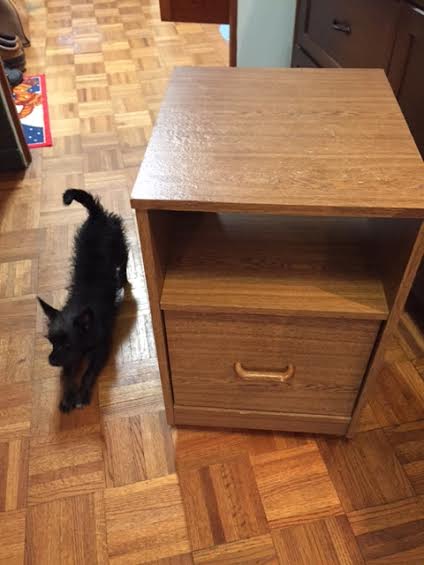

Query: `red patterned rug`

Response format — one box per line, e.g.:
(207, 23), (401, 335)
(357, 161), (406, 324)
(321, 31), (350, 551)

(13, 74), (52, 148)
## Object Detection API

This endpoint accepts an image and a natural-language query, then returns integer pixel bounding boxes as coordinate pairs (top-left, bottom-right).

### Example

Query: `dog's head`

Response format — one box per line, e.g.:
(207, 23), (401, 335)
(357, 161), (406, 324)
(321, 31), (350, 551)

(37, 297), (94, 368)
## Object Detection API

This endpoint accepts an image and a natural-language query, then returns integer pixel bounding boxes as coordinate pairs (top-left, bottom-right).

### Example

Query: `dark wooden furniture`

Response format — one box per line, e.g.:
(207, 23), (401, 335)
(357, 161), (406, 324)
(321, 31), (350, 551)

(0, 61), (30, 171)
(293, 0), (424, 340)
(159, 0), (230, 24)
(159, 0), (237, 66)
(132, 68), (424, 436)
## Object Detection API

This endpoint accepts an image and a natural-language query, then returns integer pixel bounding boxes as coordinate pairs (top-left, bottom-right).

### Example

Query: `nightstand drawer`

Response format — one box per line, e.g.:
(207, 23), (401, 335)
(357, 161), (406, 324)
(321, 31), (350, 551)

(165, 312), (380, 418)
(296, 0), (400, 69)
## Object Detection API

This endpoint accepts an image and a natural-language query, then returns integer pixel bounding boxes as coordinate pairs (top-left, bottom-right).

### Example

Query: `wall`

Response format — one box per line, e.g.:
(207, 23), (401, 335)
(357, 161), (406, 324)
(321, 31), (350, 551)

(237, 0), (297, 67)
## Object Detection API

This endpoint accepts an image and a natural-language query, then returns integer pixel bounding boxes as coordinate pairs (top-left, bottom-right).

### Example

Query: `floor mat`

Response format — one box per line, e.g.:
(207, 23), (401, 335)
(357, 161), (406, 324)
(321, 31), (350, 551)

(13, 74), (52, 148)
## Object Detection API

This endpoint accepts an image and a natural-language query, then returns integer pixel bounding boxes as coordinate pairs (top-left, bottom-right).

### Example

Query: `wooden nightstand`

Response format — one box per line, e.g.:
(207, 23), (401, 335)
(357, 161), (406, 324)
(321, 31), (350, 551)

(131, 68), (424, 436)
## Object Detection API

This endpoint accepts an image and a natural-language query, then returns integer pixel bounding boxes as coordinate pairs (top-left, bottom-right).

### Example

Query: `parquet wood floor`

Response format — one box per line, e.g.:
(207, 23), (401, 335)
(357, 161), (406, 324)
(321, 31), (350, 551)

(0, 1), (423, 563)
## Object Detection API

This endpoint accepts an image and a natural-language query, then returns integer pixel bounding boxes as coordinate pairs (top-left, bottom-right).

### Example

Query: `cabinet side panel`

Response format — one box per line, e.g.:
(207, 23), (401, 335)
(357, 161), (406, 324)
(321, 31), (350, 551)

(372, 219), (421, 310)
(136, 210), (175, 424)
(349, 220), (424, 435)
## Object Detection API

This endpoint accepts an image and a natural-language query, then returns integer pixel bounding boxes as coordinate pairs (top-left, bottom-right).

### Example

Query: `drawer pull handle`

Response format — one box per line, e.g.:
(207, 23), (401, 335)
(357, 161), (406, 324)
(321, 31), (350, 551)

(332, 20), (351, 34)
(234, 361), (295, 384)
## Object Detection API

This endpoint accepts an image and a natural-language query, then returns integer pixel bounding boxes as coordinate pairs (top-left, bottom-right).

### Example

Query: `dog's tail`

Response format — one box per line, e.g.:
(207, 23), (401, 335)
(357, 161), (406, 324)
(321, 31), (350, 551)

(63, 189), (102, 216)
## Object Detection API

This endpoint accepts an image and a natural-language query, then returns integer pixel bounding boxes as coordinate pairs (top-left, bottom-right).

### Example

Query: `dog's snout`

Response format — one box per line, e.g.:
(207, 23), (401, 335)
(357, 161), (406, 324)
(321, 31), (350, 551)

(48, 353), (61, 367)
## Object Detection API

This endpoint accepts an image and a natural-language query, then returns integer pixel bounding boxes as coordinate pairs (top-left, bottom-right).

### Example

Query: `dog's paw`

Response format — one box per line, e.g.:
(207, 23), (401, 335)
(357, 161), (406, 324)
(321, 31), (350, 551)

(79, 390), (91, 407)
(59, 399), (73, 413)
(59, 392), (80, 413)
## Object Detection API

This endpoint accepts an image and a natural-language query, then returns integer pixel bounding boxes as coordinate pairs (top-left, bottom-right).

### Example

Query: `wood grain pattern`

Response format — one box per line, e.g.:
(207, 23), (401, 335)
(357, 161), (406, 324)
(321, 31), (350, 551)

(355, 403), (381, 433)
(131, 67), (424, 217)
(0, 331), (34, 384)
(318, 429), (415, 512)
(31, 374), (100, 436)
(99, 359), (165, 418)
(0, 382), (31, 441)
(385, 420), (424, 495)
(179, 454), (268, 551)
(25, 492), (107, 565)
(166, 311), (379, 417)
(161, 214), (389, 319)
(0, 438), (28, 512)
(137, 210), (176, 424)
(28, 426), (105, 505)
(349, 222), (424, 434)
(252, 445), (343, 528)
(0, 227), (44, 263)
(175, 427), (251, 470)
(368, 360), (424, 427)
(0, 1), (423, 562)
(348, 497), (424, 564)
(272, 515), (364, 564)
(174, 405), (350, 436)
(0, 259), (37, 298)
(399, 311), (424, 361)
(146, 556), (194, 565)
(0, 510), (26, 565)
(104, 410), (175, 487)
(133, 66), (423, 438)
(193, 534), (278, 564)
(104, 474), (190, 564)
(0, 180), (40, 232)
(0, 296), (36, 332)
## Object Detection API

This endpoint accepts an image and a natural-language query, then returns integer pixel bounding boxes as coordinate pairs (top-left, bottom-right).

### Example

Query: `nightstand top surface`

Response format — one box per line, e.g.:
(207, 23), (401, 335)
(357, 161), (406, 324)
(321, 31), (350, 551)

(131, 67), (424, 217)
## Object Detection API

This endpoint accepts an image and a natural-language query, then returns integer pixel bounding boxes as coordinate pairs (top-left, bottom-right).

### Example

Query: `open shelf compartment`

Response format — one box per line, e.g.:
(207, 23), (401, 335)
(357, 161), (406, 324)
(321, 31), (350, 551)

(160, 213), (389, 320)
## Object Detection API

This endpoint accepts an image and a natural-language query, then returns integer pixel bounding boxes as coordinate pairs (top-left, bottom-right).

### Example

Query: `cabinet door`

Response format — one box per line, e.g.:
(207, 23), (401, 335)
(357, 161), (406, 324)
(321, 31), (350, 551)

(295, 0), (400, 69)
(389, 3), (424, 157)
(159, 0), (230, 24)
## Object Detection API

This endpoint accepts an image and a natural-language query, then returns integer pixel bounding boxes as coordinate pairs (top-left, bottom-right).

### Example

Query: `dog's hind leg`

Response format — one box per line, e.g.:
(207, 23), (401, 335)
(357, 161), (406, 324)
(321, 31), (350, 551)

(77, 344), (109, 407)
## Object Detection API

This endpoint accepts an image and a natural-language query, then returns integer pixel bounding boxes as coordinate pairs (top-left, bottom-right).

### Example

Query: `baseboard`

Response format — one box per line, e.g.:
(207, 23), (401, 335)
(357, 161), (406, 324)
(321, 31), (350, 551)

(174, 405), (350, 436)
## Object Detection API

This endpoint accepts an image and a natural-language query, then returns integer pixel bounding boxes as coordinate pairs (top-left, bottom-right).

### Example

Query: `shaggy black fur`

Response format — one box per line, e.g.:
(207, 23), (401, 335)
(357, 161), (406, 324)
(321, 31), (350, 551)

(38, 189), (129, 412)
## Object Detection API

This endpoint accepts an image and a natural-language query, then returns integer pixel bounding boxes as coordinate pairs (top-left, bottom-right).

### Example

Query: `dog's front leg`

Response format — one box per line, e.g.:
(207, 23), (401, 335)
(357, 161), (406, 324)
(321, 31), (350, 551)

(78, 345), (109, 407)
(60, 364), (79, 413)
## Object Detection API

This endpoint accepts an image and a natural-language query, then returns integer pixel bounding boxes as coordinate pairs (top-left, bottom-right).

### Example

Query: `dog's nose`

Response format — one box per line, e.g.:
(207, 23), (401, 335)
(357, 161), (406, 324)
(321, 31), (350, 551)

(48, 354), (61, 367)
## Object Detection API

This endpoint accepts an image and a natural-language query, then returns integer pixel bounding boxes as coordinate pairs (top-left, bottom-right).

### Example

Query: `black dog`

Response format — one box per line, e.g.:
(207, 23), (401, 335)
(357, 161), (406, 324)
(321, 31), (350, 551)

(38, 189), (128, 412)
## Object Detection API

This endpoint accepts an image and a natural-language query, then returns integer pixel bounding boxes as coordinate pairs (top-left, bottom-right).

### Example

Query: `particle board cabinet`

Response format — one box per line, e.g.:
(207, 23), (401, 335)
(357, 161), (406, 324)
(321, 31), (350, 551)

(131, 68), (424, 436)
(293, 0), (424, 344)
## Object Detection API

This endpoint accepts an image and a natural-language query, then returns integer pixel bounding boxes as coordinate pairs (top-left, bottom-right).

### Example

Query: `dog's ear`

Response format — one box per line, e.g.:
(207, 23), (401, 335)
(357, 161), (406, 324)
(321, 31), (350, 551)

(73, 307), (93, 332)
(37, 297), (59, 321)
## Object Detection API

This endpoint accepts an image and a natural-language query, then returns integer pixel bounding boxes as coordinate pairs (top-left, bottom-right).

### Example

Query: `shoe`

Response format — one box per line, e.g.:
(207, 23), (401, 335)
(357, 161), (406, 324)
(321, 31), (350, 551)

(0, 33), (18, 47)
(0, 34), (25, 70)
(0, 0), (30, 47)
(4, 65), (23, 86)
